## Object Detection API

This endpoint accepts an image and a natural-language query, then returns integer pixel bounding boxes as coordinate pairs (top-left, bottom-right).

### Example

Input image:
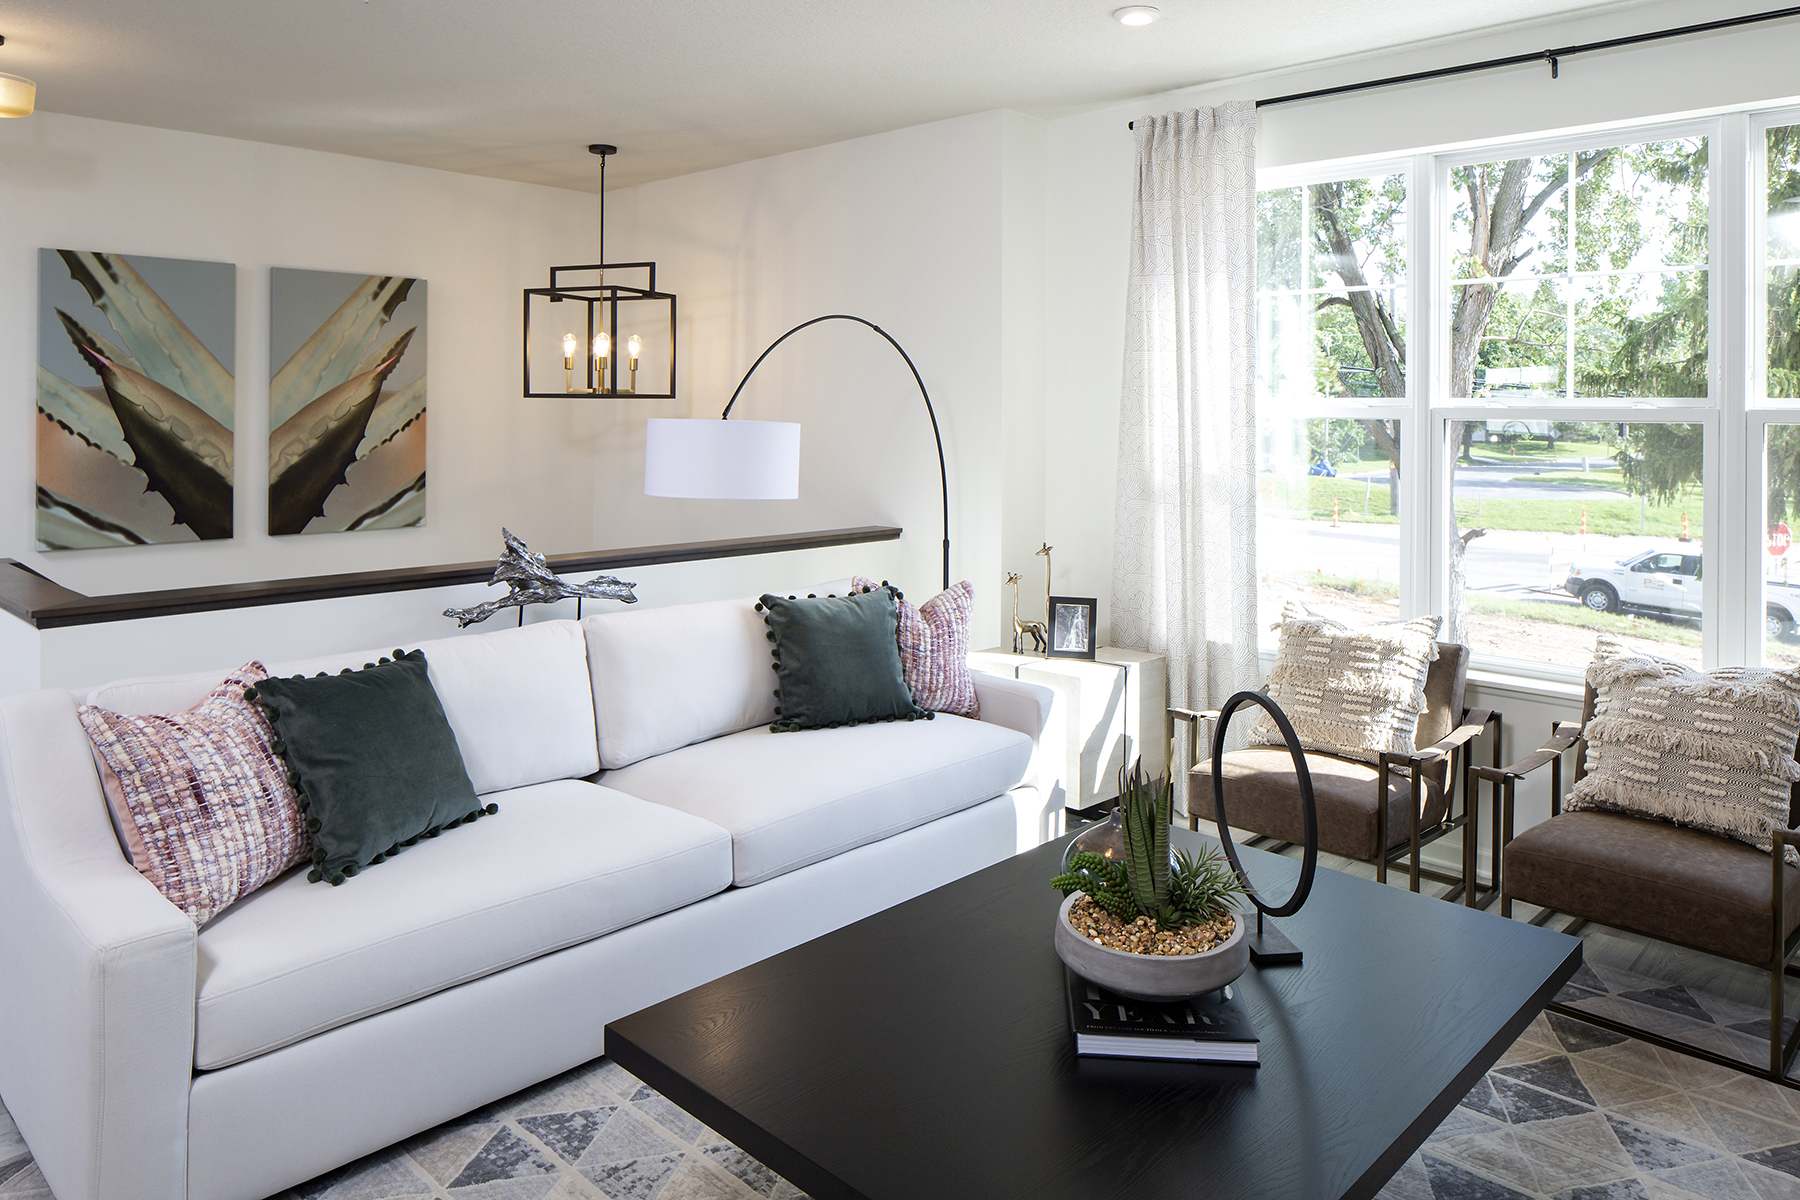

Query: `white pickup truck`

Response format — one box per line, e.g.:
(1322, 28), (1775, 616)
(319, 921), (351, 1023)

(1562, 547), (1800, 638)
(1561, 548), (1702, 618)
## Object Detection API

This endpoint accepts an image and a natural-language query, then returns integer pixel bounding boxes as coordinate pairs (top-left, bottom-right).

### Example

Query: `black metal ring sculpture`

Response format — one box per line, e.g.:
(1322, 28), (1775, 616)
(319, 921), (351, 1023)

(1211, 690), (1318, 919)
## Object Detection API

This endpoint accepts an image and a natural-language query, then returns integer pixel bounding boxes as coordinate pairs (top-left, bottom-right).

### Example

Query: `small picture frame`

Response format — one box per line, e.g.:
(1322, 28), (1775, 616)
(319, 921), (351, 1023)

(1046, 595), (1098, 660)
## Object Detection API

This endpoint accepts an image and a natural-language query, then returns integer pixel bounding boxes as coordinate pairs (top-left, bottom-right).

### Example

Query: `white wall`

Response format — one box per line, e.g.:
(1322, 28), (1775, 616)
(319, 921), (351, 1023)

(0, 113), (947, 690)
(1045, 0), (1800, 654)
(1, 112), (601, 596)
(597, 112), (1016, 650)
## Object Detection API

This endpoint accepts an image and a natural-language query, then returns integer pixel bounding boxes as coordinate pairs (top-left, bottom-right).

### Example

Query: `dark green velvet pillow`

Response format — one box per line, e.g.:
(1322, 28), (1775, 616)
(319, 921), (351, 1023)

(758, 587), (929, 733)
(246, 650), (492, 886)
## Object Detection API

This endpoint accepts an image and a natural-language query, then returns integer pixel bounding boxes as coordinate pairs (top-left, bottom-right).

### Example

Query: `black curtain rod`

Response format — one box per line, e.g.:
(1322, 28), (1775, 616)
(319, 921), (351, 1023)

(1128, 3), (1800, 127)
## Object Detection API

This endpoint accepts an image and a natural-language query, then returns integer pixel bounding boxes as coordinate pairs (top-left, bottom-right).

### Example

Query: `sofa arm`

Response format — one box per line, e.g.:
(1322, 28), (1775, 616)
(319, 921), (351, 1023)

(972, 671), (1053, 744)
(0, 690), (197, 1200)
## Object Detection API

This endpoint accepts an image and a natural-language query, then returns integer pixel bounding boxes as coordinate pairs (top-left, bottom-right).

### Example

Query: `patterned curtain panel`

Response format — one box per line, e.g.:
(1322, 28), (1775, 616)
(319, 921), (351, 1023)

(1111, 103), (1259, 792)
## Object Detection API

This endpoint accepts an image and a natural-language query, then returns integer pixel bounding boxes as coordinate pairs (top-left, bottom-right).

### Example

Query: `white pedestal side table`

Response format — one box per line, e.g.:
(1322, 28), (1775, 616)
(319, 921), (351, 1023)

(968, 647), (1168, 825)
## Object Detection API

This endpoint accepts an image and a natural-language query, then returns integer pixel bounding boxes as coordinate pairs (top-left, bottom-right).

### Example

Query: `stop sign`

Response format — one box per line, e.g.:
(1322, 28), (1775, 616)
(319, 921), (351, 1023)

(1773, 523), (1793, 557)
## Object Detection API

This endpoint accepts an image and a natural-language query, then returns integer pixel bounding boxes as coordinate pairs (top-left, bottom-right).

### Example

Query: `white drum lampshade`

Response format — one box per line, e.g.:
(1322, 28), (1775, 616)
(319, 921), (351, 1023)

(644, 417), (801, 500)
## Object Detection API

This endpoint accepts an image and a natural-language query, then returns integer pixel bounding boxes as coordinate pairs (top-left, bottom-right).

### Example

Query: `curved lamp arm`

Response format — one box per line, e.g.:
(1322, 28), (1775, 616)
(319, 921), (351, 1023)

(719, 314), (950, 592)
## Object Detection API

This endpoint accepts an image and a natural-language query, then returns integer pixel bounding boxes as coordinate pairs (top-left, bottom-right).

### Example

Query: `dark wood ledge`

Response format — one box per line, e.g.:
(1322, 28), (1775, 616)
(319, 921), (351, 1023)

(0, 525), (902, 630)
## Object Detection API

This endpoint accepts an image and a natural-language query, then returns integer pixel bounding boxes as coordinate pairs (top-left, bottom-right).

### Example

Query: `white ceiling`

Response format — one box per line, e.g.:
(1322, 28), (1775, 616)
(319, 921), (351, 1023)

(1, 0), (1657, 192)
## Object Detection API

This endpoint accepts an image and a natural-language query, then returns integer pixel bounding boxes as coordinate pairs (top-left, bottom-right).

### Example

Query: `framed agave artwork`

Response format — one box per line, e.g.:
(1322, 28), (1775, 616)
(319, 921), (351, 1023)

(36, 249), (237, 549)
(268, 268), (426, 535)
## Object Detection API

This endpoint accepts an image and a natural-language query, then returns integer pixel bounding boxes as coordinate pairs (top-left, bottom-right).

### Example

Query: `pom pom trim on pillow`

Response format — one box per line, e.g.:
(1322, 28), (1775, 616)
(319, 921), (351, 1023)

(247, 650), (495, 886)
(757, 589), (931, 733)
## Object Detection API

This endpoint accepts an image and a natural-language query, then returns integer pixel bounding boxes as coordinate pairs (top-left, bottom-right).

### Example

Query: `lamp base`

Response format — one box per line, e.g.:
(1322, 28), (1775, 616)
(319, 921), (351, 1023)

(1246, 913), (1302, 966)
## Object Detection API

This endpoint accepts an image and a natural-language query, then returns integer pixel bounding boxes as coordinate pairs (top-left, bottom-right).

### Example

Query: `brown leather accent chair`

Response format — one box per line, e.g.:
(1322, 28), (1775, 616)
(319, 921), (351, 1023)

(1485, 686), (1800, 1082)
(1171, 643), (1500, 904)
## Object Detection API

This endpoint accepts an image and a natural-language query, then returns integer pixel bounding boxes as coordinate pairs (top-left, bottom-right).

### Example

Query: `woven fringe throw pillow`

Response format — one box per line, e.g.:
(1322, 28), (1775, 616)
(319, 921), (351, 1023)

(79, 662), (309, 925)
(1570, 635), (1800, 865)
(1249, 601), (1442, 764)
(852, 576), (979, 718)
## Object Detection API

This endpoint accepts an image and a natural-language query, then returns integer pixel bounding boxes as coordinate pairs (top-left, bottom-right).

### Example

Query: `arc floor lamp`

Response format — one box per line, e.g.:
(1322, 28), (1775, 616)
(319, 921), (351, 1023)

(643, 314), (952, 591)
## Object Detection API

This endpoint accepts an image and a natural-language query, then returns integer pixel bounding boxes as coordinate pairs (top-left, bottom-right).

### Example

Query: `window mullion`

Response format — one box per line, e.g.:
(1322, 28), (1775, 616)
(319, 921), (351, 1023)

(1408, 152), (1435, 623)
(1716, 112), (1752, 667)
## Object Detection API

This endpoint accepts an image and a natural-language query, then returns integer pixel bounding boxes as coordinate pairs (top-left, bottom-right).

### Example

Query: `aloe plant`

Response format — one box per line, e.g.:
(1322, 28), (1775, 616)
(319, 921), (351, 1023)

(1052, 761), (1244, 934)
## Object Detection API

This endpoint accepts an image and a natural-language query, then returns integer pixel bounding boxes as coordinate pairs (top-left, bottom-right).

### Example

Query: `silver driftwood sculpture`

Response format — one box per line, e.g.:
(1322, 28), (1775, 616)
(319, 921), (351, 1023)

(444, 528), (638, 628)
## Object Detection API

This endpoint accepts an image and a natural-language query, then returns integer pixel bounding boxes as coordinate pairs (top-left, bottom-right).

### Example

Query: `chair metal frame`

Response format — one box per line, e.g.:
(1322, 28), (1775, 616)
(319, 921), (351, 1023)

(1171, 704), (1503, 907)
(1483, 720), (1800, 1086)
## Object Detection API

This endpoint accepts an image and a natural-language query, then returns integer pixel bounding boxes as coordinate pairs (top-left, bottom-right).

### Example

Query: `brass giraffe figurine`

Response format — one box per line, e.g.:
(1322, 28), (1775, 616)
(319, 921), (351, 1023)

(1006, 571), (1047, 655)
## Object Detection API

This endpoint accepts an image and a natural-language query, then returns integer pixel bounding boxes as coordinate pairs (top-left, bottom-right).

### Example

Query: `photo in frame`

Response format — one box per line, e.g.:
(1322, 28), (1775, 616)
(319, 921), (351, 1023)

(1047, 595), (1097, 660)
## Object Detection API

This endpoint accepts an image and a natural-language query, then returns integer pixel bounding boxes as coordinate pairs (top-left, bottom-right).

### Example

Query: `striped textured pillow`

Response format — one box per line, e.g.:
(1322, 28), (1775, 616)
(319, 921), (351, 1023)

(1250, 602), (1441, 764)
(79, 662), (309, 925)
(1571, 636), (1800, 864)
(852, 576), (979, 718)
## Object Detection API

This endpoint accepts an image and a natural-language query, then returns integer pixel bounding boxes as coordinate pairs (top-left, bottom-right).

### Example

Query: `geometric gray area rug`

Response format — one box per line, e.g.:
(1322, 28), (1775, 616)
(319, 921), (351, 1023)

(0, 1058), (809, 1200)
(1553, 960), (1800, 1082)
(4, 967), (1800, 1200)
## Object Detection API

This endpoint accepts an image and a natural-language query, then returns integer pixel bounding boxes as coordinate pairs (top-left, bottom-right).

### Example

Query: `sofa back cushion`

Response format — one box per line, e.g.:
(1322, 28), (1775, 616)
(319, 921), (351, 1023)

(584, 598), (776, 769)
(84, 620), (598, 796)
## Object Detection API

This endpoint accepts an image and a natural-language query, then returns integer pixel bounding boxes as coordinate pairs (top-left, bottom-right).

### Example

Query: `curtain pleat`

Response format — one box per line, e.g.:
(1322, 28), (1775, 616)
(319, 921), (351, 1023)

(1110, 103), (1259, 798)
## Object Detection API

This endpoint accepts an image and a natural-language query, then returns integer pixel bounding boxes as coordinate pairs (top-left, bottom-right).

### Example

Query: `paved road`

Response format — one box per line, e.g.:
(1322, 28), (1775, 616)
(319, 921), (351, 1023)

(1333, 454), (1630, 502)
(1266, 519), (1693, 609)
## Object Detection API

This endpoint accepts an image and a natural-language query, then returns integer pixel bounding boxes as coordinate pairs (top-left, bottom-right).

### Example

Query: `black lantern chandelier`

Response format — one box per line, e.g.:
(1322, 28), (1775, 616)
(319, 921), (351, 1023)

(522, 144), (677, 399)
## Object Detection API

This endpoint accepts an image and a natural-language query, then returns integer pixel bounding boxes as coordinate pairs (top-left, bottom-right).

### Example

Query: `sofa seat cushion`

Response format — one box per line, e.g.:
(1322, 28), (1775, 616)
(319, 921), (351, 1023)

(1504, 810), (1800, 965)
(602, 716), (1032, 886)
(192, 779), (732, 1070)
(1189, 747), (1449, 863)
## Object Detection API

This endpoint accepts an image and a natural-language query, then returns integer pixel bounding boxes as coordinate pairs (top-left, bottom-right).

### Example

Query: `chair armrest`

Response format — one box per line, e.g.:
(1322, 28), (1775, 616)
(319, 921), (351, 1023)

(972, 671), (1054, 744)
(1381, 708), (1499, 772)
(1168, 707), (1220, 728)
(1476, 721), (1585, 784)
(0, 690), (196, 1200)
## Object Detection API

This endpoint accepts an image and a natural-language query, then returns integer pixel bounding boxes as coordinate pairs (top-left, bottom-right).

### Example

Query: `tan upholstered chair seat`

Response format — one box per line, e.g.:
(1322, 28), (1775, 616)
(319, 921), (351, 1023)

(1504, 810), (1800, 965)
(1193, 746), (1449, 863)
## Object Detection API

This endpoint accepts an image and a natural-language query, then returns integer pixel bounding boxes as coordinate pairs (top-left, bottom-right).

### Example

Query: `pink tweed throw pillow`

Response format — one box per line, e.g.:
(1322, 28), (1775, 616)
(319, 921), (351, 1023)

(79, 662), (309, 925)
(853, 576), (979, 718)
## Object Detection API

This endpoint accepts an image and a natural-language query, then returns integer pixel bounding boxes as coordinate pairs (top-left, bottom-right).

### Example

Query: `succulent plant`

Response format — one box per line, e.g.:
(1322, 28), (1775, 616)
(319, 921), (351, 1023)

(1051, 760), (1244, 934)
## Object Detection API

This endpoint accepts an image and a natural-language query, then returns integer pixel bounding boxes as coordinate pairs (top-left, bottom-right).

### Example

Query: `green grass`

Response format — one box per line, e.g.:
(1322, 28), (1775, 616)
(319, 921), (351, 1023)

(1261, 475), (1401, 524)
(1466, 593), (1701, 647)
(1506, 470), (1629, 490)
(1300, 572), (1400, 599)
(1463, 438), (1614, 464)
(1452, 489), (1703, 537)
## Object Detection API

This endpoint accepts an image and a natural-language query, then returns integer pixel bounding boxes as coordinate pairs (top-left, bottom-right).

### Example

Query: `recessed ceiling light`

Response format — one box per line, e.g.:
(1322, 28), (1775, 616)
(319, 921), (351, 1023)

(1113, 6), (1161, 26)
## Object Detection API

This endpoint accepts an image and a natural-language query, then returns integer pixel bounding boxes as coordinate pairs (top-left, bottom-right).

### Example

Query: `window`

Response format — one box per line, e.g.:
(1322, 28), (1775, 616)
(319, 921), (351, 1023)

(1255, 173), (1406, 636)
(1250, 114), (1800, 678)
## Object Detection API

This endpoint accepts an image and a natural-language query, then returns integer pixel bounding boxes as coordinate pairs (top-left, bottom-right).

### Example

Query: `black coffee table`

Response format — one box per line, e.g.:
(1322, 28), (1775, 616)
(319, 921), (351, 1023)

(606, 826), (1581, 1200)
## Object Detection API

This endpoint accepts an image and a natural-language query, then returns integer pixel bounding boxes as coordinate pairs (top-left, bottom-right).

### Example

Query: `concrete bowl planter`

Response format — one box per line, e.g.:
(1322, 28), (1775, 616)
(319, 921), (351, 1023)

(1053, 893), (1249, 1002)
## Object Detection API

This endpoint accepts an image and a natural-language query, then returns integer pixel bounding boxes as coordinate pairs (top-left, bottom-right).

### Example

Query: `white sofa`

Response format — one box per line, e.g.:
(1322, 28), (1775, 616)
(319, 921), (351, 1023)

(0, 593), (1054, 1200)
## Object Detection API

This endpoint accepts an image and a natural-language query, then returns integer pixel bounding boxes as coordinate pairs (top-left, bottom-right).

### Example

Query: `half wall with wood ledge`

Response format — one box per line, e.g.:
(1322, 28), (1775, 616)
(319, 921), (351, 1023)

(0, 525), (903, 697)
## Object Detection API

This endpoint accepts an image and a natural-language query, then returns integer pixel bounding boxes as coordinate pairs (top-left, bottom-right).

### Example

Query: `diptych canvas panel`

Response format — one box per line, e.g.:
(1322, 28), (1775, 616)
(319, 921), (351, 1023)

(268, 268), (426, 535)
(36, 249), (236, 549)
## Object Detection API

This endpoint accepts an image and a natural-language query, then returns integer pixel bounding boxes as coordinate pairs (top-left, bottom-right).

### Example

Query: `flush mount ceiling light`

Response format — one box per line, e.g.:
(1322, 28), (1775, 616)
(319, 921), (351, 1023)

(1112, 6), (1160, 26)
(521, 144), (677, 398)
(0, 36), (35, 118)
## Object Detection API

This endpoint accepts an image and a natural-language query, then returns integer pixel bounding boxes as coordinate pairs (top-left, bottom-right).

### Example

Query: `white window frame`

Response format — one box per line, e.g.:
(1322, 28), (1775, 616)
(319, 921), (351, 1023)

(1254, 105), (1800, 682)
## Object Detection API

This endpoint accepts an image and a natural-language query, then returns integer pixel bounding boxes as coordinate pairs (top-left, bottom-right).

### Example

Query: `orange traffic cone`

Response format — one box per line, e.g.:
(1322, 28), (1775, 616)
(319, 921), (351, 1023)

(1580, 507), (1588, 536)
(1680, 513), (1690, 541)
(1332, 499), (1340, 528)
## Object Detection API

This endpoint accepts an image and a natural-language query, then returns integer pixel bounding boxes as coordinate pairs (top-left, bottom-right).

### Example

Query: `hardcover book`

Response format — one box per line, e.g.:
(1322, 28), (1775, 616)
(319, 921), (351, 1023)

(1065, 970), (1259, 1064)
